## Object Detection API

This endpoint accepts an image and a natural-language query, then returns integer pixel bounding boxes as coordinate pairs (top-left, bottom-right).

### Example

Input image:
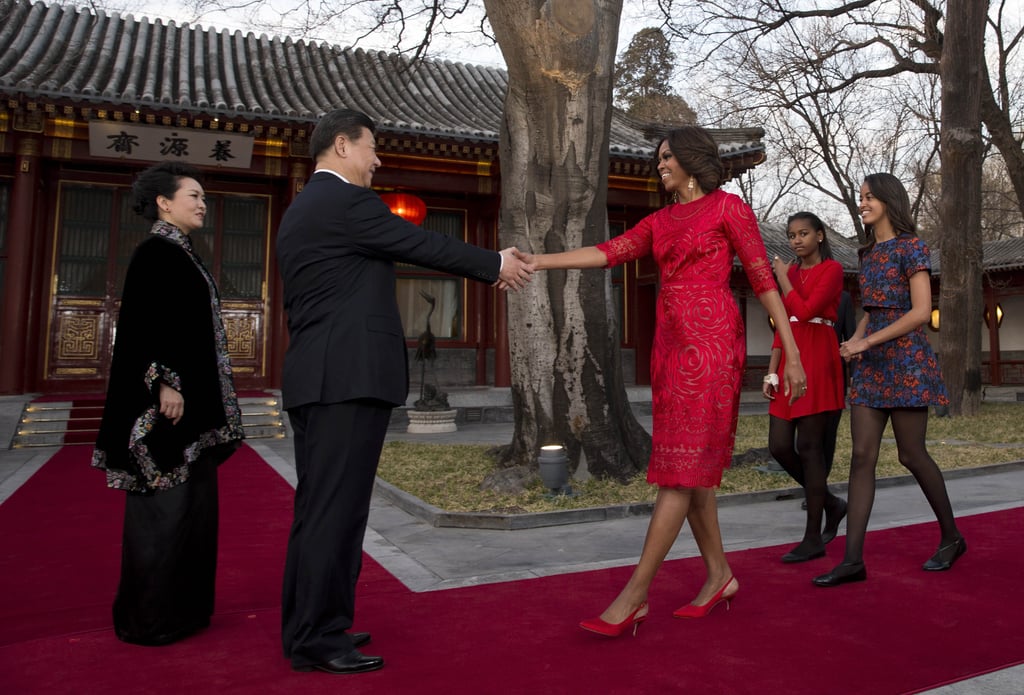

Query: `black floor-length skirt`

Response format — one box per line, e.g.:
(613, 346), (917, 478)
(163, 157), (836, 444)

(112, 453), (219, 646)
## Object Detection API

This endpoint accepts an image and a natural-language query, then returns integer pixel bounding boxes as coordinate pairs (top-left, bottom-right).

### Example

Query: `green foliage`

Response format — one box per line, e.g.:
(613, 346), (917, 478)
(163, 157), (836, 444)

(613, 27), (696, 124)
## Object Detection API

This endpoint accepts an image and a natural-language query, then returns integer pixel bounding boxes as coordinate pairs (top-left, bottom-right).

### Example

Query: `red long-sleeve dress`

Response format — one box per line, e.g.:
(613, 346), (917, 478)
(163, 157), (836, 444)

(597, 189), (777, 488)
(768, 259), (846, 420)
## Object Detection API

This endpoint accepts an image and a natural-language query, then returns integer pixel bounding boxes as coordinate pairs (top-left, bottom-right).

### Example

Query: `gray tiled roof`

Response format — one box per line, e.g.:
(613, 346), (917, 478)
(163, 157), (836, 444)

(760, 223), (861, 272)
(759, 224), (1024, 275)
(977, 236), (1024, 272)
(0, 0), (765, 162)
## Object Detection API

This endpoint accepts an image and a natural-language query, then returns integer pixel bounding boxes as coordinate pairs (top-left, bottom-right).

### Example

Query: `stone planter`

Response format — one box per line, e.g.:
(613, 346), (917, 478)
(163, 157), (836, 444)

(406, 408), (458, 434)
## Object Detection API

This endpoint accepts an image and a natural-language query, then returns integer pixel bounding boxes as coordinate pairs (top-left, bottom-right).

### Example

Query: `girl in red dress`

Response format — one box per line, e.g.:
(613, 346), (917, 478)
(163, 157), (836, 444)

(763, 212), (847, 563)
(521, 126), (807, 637)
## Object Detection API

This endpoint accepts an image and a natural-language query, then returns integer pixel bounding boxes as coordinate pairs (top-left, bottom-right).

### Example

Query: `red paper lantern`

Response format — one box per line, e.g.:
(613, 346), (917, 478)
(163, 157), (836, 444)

(379, 192), (427, 225)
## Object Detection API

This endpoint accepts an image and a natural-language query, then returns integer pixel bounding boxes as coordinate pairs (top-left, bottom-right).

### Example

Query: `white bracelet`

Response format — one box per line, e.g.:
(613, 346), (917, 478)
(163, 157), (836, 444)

(763, 374), (779, 388)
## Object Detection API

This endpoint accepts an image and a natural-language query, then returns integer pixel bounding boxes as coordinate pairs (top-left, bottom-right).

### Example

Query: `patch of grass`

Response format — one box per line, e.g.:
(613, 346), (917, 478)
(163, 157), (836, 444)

(376, 403), (1024, 514)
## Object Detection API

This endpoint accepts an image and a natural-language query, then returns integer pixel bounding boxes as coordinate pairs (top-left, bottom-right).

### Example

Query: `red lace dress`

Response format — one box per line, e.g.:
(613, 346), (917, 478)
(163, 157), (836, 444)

(768, 259), (846, 420)
(597, 189), (776, 488)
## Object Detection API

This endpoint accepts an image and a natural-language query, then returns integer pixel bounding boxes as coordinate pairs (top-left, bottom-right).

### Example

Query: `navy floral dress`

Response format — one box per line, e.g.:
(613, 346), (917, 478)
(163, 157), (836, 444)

(849, 235), (949, 408)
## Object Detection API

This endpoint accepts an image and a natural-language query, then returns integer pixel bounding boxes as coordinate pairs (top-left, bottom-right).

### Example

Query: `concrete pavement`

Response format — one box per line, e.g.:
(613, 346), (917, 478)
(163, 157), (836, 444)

(2, 391), (1022, 693)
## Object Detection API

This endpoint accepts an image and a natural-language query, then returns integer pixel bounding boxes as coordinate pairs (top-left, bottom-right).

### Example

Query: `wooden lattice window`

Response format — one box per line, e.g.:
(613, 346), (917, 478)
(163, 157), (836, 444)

(57, 187), (112, 297)
(396, 210), (465, 340)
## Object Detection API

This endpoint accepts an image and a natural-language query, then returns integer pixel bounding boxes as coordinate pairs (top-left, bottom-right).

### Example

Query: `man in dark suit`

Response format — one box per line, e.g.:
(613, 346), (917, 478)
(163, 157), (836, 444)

(276, 109), (532, 675)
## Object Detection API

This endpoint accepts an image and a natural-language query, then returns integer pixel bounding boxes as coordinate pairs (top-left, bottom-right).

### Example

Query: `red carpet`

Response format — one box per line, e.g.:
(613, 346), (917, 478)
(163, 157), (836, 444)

(1, 447), (1021, 694)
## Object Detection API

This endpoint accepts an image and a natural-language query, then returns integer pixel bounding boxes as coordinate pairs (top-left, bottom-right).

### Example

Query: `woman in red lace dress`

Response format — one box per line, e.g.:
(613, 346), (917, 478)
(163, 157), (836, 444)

(521, 126), (807, 637)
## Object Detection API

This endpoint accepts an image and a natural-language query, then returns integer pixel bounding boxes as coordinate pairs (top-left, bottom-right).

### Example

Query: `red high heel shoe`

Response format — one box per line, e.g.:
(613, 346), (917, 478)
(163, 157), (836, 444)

(579, 601), (649, 637)
(673, 577), (738, 619)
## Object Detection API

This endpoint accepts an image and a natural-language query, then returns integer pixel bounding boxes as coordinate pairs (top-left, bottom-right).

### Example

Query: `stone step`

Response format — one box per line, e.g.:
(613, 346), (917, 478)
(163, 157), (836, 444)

(9, 395), (287, 448)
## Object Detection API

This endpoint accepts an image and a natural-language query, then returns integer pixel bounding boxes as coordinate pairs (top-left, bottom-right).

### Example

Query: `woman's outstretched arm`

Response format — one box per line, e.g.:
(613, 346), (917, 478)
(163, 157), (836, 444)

(517, 247), (609, 270)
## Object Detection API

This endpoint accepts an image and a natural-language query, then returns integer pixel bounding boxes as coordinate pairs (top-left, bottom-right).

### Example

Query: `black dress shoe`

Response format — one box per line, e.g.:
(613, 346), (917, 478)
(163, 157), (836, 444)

(350, 632), (371, 648)
(922, 536), (967, 571)
(822, 497), (848, 545)
(781, 544), (826, 563)
(812, 561), (867, 587)
(294, 650), (384, 675)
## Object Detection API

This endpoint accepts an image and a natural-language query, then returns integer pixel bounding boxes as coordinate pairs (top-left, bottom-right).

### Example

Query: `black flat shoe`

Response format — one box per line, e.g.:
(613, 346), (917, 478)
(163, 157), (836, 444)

(351, 632), (371, 648)
(822, 497), (848, 545)
(294, 650), (384, 675)
(781, 543), (826, 563)
(813, 561), (866, 587)
(922, 536), (967, 571)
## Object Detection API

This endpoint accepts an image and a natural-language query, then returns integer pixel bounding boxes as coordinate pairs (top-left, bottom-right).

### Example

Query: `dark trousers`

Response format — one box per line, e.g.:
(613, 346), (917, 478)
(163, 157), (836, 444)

(281, 400), (392, 667)
(113, 453), (219, 646)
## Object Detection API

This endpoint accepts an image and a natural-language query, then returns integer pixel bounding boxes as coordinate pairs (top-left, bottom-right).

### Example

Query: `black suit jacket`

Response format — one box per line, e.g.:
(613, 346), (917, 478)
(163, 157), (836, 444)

(276, 172), (501, 410)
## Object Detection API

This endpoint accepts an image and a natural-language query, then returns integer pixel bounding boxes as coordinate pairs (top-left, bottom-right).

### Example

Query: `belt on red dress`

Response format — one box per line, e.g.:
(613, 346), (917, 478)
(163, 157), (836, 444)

(789, 315), (834, 327)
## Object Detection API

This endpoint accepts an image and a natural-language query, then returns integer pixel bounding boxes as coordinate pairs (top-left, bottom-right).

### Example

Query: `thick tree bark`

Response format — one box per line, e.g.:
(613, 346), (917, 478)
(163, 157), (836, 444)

(485, 0), (651, 481)
(938, 0), (987, 416)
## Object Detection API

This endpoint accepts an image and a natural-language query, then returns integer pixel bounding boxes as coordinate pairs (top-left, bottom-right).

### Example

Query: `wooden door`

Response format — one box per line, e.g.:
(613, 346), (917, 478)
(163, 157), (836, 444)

(44, 181), (272, 393)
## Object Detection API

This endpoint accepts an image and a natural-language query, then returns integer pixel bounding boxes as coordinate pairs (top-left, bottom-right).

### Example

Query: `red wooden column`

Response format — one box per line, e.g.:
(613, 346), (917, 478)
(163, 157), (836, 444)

(0, 135), (42, 395)
(268, 161), (308, 390)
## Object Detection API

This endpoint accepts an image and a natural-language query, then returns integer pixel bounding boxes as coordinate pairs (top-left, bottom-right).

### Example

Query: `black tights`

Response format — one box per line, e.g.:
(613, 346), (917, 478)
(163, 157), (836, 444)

(768, 412), (834, 548)
(843, 405), (960, 564)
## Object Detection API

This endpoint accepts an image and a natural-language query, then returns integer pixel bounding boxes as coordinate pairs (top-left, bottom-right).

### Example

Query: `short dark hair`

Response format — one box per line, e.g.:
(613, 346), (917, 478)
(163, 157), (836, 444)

(653, 125), (724, 193)
(131, 161), (203, 222)
(786, 211), (834, 261)
(859, 172), (916, 258)
(310, 109), (377, 162)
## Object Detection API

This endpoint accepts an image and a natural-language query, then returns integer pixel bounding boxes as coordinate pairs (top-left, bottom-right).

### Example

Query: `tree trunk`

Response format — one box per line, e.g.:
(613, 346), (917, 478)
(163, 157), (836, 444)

(485, 0), (651, 481)
(980, 61), (1024, 224)
(938, 0), (987, 416)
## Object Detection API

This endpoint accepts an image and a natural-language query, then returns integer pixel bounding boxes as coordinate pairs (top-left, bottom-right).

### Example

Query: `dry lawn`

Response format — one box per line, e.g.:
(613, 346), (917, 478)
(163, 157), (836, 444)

(376, 403), (1024, 514)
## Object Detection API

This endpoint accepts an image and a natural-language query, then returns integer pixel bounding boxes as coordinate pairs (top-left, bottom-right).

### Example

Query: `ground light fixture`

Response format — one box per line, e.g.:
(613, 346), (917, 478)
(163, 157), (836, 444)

(537, 444), (571, 496)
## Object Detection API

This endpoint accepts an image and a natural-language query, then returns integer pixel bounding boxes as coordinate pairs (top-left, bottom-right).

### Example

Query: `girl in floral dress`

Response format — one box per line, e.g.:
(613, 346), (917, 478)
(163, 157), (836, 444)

(813, 173), (965, 587)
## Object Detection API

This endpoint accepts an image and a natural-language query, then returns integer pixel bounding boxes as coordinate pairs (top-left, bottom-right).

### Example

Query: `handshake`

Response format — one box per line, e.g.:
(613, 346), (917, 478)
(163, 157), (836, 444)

(495, 247), (538, 291)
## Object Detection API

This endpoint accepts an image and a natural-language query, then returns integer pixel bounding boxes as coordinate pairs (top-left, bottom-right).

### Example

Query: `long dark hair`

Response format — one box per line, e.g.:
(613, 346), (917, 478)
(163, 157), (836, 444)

(131, 161), (203, 222)
(651, 125), (724, 193)
(859, 172), (917, 258)
(786, 211), (834, 261)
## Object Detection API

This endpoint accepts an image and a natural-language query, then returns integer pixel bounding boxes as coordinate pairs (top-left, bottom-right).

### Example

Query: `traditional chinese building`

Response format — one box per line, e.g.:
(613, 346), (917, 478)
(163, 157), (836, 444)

(1, 0), (1021, 400)
(0, 0), (771, 397)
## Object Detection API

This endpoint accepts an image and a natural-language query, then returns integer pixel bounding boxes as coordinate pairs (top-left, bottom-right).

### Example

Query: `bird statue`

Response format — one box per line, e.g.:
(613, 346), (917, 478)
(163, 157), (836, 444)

(413, 290), (437, 404)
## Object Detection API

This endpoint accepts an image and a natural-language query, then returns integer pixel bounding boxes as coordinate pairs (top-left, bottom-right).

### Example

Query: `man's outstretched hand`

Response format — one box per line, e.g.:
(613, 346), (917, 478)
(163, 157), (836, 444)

(496, 247), (535, 291)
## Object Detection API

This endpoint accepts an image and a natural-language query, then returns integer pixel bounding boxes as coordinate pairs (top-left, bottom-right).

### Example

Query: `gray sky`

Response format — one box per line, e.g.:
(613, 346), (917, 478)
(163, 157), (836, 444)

(113, 0), (656, 69)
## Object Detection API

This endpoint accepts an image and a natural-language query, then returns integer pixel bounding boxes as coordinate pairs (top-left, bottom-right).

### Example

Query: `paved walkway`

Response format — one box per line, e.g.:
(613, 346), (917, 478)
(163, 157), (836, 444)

(2, 392), (1022, 693)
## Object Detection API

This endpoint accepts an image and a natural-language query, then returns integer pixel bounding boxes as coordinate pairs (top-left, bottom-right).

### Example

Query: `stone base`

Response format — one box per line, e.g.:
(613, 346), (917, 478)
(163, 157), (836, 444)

(406, 408), (458, 434)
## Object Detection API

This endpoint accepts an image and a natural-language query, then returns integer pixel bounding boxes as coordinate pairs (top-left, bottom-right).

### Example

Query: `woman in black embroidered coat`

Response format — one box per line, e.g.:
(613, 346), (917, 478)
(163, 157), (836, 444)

(92, 162), (245, 645)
